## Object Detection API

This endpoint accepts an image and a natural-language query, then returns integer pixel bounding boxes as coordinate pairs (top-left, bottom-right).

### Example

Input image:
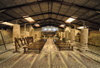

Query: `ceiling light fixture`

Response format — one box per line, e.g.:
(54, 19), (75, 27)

(65, 16), (77, 23)
(34, 24), (40, 27)
(1, 22), (14, 26)
(77, 26), (87, 29)
(60, 24), (65, 27)
(23, 15), (35, 23)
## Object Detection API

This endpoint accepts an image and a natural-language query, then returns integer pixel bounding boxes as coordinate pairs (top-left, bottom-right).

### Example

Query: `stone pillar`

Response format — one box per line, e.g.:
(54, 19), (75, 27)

(29, 25), (33, 36)
(13, 24), (20, 42)
(30, 28), (34, 37)
(25, 32), (30, 37)
(63, 32), (65, 38)
(70, 29), (75, 50)
(58, 32), (61, 39)
(60, 32), (63, 40)
(65, 31), (69, 40)
(30, 28), (34, 42)
(59, 32), (61, 37)
(24, 24), (26, 37)
(80, 28), (89, 52)
(70, 29), (75, 43)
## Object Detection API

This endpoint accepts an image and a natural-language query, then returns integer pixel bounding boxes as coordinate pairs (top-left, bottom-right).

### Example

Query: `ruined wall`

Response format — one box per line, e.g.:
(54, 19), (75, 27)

(13, 24), (20, 42)
(34, 28), (41, 41)
(0, 29), (13, 44)
(64, 27), (81, 42)
(75, 29), (81, 42)
(20, 26), (32, 37)
(88, 31), (100, 46)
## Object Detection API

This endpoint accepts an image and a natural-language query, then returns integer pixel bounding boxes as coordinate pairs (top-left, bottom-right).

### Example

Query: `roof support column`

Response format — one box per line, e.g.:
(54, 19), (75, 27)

(13, 24), (20, 42)
(79, 28), (89, 52)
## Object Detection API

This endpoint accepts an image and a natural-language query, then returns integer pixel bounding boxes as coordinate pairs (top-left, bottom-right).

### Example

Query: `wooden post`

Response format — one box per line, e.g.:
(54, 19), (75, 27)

(15, 38), (17, 52)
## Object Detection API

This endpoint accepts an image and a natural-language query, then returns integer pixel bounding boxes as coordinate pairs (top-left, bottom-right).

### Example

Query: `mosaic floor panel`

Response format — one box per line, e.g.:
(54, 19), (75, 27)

(0, 38), (100, 68)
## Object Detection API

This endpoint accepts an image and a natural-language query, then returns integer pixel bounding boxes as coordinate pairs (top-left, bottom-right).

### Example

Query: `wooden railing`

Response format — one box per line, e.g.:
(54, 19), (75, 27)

(53, 39), (73, 50)
(14, 37), (47, 53)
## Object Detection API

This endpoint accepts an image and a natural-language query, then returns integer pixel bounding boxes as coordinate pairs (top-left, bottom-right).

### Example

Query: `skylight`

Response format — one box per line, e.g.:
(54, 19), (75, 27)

(60, 24), (65, 27)
(23, 16), (35, 23)
(65, 16), (77, 23)
(34, 24), (40, 27)
(2, 22), (14, 26)
(77, 26), (87, 29)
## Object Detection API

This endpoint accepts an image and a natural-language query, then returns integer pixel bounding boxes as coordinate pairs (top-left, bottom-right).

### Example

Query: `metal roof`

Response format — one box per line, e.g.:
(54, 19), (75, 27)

(0, 0), (100, 30)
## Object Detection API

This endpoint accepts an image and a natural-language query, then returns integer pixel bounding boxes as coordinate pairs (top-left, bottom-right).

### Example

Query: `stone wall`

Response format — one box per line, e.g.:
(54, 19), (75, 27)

(75, 29), (81, 42)
(34, 31), (41, 41)
(64, 27), (81, 42)
(88, 31), (100, 46)
(0, 29), (13, 45)
(20, 27), (30, 37)
(30, 28), (41, 42)
(13, 24), (20, 42)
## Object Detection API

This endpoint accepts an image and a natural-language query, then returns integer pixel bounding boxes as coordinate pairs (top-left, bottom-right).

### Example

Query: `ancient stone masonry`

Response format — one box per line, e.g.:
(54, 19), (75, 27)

(0, 29), (13, 44)
(70, 29), (75, 43)
(80, 28), (89, 52)
(88, 31), (100, 46)
(13, 24), (20, 42)
(70, 29), (75, 48)
(65, 31), (69, 41)
(30, 29), (34, 37)
(60, 32), (63, 40)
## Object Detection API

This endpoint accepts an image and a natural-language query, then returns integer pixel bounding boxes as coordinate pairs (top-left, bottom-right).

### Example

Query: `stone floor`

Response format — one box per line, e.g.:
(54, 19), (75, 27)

(0, 43), (14, 53)
(88, 45), (100, 55)
(0, 38), (100, 68)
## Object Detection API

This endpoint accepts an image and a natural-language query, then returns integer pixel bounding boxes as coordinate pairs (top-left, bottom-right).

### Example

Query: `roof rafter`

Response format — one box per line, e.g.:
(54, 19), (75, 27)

(0, 1), (100, 12)
(6, 12), (100, 25)
(75, 23), (99, 30)
(34, 18), (65, 23)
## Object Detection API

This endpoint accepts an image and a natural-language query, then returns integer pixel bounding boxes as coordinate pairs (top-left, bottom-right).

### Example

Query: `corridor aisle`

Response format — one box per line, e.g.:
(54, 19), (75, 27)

(31, 38), (100, 68)
(48, 38), (86, 68)
(0, 38), (100, 68)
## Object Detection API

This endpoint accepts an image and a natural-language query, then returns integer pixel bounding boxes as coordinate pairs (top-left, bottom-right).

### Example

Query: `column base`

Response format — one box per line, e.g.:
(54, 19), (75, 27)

(79, 45), (89, 52)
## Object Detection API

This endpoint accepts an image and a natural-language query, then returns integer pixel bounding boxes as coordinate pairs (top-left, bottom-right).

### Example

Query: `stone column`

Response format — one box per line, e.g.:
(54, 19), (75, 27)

(70, 29), (75, 43)
(30, 28), (34, 37)
(80, 28), (89, 52)
(70, 29), (75, 50)
(30, 28), (34, 42)
(13, 24), (20, 42)
(65, 31), (69, 42)
(65, 31), (68, 40)
(58, 32), (61, 39)
(63, 32), (65, 38)
(60, 32), (63, 40)
(24, 24), (26, 37)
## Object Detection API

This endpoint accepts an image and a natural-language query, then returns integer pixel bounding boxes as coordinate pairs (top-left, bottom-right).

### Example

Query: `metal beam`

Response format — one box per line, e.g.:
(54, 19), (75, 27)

(29, 17), (98, 30)
(39, 21), (61, 25)
(0, 1), (100, 12)
(75, 23), (99, 30)
(38, 3), (44, 19)
(56, 3), (62, 19)
(6, 12), (100, 25)
(34, 18), (65, 23)
(5, 12), (70, 21)
(2, 12), (25, 23)
(86, 13), (100, 20)
(51, 2), (53, 18)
